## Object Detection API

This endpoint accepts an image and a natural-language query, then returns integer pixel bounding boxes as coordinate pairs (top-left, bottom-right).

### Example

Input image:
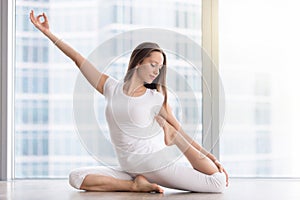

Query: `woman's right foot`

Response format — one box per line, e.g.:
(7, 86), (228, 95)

(132, 175), (164, 193)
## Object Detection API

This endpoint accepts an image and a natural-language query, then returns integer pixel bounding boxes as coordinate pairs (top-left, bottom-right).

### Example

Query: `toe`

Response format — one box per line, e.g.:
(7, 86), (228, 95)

(153, 184), (164, 193)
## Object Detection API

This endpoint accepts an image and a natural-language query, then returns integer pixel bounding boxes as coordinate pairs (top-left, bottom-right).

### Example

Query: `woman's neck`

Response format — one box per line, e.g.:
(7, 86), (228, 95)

(123, 76), (146, 97)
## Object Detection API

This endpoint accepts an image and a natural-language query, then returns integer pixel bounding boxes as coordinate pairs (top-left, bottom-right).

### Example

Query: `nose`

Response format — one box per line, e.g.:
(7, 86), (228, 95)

(154, 67), (159, 75)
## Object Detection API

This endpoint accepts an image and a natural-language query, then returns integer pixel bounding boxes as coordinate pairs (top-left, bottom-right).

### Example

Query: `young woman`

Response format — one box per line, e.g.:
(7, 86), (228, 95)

(30, 10), (229, 193)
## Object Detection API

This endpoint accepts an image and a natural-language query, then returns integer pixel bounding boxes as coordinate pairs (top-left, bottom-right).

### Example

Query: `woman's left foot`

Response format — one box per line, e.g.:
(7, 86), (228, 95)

(155, 115), (177, 146)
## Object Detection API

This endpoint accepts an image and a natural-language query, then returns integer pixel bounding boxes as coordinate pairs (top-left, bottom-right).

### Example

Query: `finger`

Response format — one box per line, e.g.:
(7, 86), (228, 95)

(219, 166), (223, 173)
(215, 162), (223, 173)
(226, 177), (229, 187)
(218, 165), (224, 173)
(37, 14), (44, 23)
(29, 10), (35, 22)
(43, 12), (48, 22)
(223, 169), (229, 186)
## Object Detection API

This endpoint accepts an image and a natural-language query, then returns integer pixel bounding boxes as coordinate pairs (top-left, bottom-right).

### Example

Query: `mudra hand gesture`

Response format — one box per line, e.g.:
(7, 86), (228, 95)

(30, 10), (49, 33)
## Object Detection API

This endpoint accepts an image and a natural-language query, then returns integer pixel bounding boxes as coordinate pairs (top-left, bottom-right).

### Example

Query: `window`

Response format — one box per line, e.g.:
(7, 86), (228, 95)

(14, 0), (202, 178)
(220, 0), (300, 177)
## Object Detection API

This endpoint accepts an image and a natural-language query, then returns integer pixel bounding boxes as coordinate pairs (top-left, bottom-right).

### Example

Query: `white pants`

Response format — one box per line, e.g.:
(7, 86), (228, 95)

(69, 164), (226, 193)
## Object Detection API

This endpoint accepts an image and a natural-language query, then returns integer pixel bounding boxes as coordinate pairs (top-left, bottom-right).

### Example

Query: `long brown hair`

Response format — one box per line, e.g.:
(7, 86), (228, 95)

(124, 42), (168, 107)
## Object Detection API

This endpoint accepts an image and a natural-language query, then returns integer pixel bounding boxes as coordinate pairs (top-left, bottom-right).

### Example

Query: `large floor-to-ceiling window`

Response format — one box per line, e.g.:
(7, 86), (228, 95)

(4, 0), (299, 180)
(219, 0), (300, 177)
(14, 0), (202, 178)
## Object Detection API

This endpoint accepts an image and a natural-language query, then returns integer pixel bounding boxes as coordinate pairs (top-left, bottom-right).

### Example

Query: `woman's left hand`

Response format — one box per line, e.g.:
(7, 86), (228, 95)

(214, 160), (229, 187)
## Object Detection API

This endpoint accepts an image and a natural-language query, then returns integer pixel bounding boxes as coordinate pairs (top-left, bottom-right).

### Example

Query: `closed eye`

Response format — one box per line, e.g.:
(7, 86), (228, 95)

(151, 63), (163, 70)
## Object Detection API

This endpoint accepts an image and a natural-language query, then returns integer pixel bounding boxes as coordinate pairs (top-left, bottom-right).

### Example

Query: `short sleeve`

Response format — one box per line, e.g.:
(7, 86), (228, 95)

(103, 76), (119, 98)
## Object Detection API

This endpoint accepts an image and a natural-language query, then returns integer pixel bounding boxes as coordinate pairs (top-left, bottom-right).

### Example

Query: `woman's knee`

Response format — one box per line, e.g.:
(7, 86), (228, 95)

(209, 172), (227, 193)
(69, 168), (87, 190)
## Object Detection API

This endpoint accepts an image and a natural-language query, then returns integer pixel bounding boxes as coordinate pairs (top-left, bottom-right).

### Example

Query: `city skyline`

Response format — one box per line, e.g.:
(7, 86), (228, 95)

(15, 0), (203, 178)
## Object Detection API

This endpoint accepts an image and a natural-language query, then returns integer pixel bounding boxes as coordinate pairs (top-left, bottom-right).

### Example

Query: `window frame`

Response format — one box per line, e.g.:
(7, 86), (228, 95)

(1, 0), (15, 180)
(202, 0), (220, 159)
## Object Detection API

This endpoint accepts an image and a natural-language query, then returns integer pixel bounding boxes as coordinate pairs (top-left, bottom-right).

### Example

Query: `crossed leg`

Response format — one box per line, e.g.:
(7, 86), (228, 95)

(69, 166), (163, 193)
(69, 117), (224, 193)
(81, 174), (163, 193)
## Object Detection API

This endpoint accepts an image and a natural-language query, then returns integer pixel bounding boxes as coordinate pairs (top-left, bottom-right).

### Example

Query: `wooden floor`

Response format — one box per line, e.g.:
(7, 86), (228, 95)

(1, 178), (300, 200)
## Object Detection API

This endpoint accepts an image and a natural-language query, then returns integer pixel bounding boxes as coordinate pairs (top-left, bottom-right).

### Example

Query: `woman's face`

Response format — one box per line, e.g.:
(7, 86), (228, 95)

(136, 51), (164, 84)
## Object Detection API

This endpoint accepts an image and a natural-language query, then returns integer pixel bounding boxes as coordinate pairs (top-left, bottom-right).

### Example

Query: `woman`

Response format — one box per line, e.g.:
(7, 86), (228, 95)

(30, 10), (229, 193)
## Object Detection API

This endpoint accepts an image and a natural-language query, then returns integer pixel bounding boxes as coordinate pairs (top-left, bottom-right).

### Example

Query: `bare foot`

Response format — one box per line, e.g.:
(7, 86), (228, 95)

(132, 175), (164, 193)
(155, 115), (177, 146)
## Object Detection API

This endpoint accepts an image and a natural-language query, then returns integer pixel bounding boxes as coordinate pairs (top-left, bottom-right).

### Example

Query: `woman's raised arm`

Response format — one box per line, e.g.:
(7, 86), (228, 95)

(29, 10), (108, 94)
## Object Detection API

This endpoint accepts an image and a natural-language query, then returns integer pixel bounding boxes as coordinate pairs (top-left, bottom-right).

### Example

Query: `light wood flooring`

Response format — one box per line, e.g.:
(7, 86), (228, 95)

(1, 178), (300, 200)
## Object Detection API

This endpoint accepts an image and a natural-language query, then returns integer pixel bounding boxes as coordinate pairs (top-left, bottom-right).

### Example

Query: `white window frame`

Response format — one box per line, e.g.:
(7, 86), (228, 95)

(202, 0), (220, 158)
(1, 0), (15, 180)
(0, 0), (219, 180)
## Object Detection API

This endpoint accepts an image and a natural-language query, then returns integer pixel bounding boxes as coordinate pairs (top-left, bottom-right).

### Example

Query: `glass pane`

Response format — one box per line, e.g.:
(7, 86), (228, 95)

(15, 0), (202, 178)
(219, 0), (300, 177)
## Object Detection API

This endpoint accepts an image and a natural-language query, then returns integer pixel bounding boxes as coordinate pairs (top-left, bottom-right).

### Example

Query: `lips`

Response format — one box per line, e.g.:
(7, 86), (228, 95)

(150, 75), (156, 80)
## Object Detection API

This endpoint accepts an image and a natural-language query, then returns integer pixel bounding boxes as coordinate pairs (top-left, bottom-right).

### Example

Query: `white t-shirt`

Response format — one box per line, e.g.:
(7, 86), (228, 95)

(103, 76), (166, 172)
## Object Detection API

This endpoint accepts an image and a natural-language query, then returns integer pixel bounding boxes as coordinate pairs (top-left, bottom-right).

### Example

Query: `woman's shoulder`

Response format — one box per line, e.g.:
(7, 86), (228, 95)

(103, 76), (120, 97)
(105, 76), (119, 85)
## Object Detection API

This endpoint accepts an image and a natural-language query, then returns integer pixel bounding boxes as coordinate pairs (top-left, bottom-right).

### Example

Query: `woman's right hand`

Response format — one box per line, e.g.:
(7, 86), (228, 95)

(29, 10), (49, 33)
(214, 160), (229, 187)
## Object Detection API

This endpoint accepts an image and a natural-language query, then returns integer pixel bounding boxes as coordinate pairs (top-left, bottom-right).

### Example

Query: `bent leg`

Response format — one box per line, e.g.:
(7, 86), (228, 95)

(175, 134), (219, 175)
(156, 116), (219, 175)
(69, 166), (132, 190)
(69, 166), (163, 193)
(142, 164), (226, 193)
